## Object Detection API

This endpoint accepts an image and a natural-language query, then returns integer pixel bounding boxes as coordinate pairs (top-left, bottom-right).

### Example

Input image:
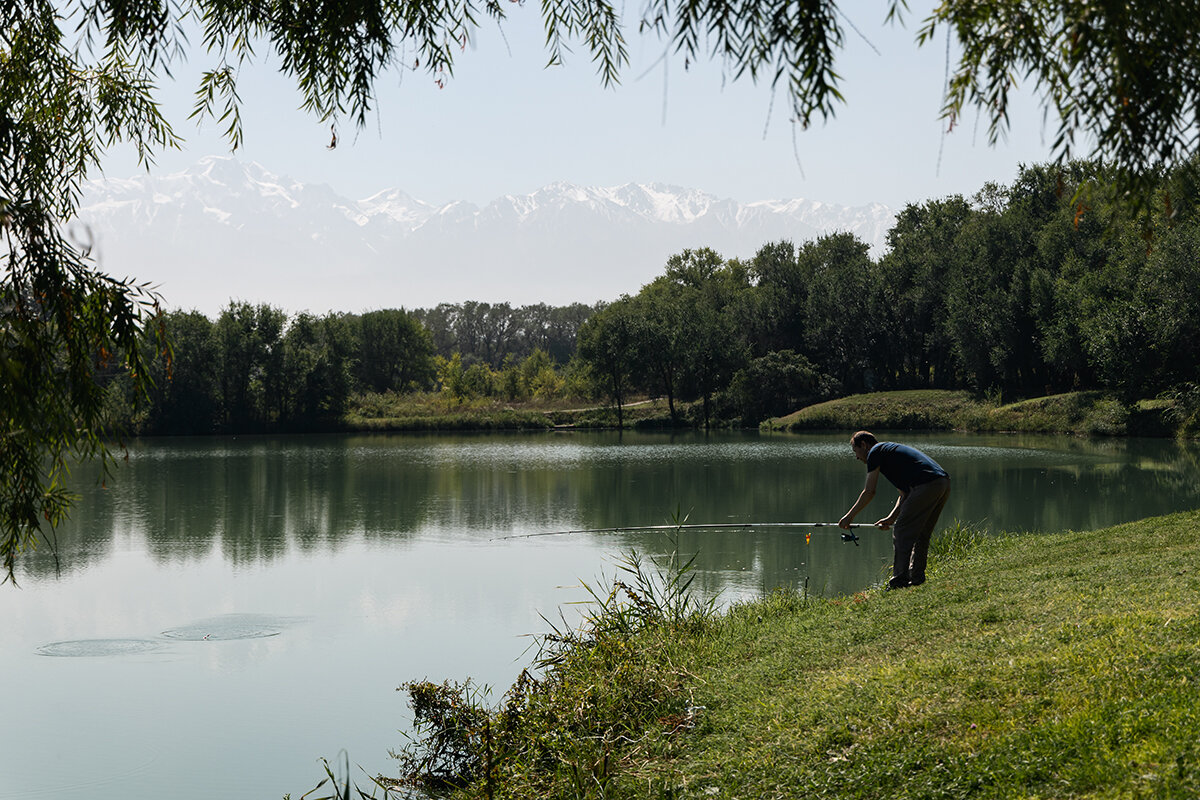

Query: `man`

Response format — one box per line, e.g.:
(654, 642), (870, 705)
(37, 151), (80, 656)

(839, 431), (951, 590)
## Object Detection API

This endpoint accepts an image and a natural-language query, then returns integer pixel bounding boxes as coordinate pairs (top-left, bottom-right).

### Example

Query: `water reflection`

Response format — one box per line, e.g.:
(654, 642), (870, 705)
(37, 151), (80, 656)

(25, 431), (1200, 594)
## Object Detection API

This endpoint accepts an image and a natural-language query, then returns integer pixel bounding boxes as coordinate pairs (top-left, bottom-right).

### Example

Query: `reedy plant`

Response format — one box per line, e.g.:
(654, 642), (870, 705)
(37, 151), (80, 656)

(388, 679), (493, 794)
(928, 518), (994, 563)
(386, 521), (718, 799)
(288, 751), (397, 800)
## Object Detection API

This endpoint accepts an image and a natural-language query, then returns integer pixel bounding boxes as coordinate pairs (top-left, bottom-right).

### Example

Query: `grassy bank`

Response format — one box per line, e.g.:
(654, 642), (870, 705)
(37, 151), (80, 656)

(767, 390), (1178, 437)
(382, 512), (1200, 799)
(676, 513), (1200, 798)
(342, 389), (1182, 436)
(345, 391), (681, 431)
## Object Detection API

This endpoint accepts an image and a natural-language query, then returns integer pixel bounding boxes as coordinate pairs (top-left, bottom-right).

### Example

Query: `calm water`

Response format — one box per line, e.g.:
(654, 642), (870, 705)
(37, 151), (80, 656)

(3, 430), (1199, 798)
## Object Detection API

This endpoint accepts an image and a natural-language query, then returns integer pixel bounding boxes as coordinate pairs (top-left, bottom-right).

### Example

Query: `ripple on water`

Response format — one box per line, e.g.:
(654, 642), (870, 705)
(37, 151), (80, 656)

(36, 639), (165, 657)
(159, 613), (294, 641)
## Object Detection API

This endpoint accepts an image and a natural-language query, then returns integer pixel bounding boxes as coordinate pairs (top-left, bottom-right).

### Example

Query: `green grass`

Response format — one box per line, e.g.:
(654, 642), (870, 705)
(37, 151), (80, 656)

(962, 391), (1131, 435)
(766, 390), (982, 431)
(767, 390), (1179, 437)
(386, 511), (1200, 799)
(346, 392), (683, 431)
(675, 513), (1200, 798)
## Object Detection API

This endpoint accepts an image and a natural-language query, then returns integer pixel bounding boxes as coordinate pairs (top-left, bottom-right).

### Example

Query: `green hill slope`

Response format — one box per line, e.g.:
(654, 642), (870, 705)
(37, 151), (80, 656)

(767, 390), (1175, 437)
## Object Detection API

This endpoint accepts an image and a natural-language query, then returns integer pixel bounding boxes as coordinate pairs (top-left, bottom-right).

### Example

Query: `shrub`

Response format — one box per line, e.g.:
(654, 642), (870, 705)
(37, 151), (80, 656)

(386, 535), (718, 798)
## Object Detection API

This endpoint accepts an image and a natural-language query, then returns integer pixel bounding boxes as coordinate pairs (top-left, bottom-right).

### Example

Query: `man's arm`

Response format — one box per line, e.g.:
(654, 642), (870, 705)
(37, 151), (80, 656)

(874, 490), (907, 529)
(839, 469), (880, 528)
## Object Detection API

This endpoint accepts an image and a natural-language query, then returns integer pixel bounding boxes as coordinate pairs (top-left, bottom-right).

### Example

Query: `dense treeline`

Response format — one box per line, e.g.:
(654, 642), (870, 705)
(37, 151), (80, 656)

(111, 302), (595, 434)
(577, 161), (1200, 427)
(412, 302), (597, 367)
(109, 161), (1200, 435)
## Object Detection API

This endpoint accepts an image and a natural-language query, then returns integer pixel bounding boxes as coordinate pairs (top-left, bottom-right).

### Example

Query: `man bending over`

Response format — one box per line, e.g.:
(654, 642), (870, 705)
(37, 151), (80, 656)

(839, 430), (951, 590)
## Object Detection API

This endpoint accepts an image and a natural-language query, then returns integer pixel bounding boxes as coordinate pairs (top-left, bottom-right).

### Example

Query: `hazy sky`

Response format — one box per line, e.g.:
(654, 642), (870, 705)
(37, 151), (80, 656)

(99, 4), (1057, 210)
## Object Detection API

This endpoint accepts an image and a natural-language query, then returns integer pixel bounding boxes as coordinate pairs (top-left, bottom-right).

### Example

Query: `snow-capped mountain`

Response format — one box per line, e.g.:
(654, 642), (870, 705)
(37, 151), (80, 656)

(77, 156), (894, 315)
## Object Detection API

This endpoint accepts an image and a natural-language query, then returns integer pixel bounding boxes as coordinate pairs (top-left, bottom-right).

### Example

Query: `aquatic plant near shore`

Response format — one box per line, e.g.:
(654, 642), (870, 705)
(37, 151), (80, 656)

(384, 530), (719, 798)
(285, 751), (395, 800)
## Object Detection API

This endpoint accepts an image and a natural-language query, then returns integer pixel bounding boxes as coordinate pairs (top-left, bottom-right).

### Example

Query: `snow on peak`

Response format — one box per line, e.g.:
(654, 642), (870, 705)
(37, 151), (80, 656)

(358, 187), (436, 226)
(189, 155), (260, 187)
(83, 159), (891, 244)
(74, 158), (896, 314)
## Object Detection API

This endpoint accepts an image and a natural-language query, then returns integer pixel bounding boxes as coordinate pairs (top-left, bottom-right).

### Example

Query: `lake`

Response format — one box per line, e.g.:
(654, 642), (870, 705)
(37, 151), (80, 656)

(3, 430), (1199, 799)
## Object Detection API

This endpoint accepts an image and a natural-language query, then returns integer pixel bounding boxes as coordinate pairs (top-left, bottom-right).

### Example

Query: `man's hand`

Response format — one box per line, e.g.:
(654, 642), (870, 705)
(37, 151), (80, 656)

(838, 514), (854, 530)
(874, 517), (896, 530)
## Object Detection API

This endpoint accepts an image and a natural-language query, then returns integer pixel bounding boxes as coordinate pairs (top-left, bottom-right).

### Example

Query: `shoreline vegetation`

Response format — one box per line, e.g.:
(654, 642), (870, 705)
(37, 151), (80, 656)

(327, 511), (1200, 800)
(339, 388), (1193, 439)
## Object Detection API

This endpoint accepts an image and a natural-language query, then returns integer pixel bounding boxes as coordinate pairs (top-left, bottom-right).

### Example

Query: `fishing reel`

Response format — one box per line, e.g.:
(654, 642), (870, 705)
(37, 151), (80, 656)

(840, 531), (860, 546)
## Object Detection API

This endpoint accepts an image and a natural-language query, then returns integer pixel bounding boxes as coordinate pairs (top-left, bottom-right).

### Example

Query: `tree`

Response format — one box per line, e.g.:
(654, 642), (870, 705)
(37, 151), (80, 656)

(725, 350), (836, 426)
(518, 303), (596, 365)
(577, 298), (643, 428)
(747, 240), (807, 356)
(796, 232), (877, 393)
(875, 197), (972, 388)
(282, 311), (356, 424)
(143, 310), (220, 434)
(356, 309), (436, 393)
(7, 0), (1200, 576)
(672, 290), (742, 430)
(632, 280), (688, 422)
(213, 301), (287, 430)
(1076, 221), (1200, 400)
(414, 302), (595, 367)
(941, 200), (1030, 395)
(930, 1), (1200, 213)
(517, 349), (564, 400)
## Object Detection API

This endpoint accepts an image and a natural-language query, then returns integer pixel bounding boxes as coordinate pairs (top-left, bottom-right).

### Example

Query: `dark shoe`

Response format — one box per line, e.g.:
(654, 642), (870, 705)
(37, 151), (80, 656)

(908, 577), (925, 587)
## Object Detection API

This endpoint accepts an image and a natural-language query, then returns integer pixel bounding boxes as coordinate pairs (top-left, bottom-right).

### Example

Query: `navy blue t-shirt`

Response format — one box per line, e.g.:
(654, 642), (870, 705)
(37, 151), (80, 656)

(866, 442), (948, 492)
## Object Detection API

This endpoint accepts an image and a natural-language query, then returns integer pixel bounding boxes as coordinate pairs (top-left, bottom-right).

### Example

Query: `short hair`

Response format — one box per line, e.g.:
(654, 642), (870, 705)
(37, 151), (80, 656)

(850, 430), (877, 449)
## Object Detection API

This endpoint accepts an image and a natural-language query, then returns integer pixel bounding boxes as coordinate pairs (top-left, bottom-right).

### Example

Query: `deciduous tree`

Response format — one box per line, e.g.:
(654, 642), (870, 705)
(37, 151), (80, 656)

(577, 298), (643, 428)
(357, 309), (436, 393)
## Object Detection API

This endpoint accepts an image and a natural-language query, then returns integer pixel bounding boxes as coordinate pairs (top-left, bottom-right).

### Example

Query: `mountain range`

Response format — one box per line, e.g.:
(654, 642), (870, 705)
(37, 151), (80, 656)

(77, 156), (895, 315)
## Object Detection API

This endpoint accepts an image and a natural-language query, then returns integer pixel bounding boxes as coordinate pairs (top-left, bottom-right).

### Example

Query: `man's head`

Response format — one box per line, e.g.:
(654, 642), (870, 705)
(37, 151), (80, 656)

(850, 430), (877, 463)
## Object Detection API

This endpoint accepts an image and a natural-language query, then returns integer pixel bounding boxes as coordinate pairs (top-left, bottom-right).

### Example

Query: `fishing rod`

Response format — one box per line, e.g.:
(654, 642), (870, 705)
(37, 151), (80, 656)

(496, 522), (872, 545)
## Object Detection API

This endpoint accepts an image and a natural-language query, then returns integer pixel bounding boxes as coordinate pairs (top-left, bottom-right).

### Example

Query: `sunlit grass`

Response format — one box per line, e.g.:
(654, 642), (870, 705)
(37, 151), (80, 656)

(767, 390), (980, 431)
(344, 388), (1181, 436)
(677, 511), (1200, 799)
(768, 389), (1178, 437)
(383, 533), (720, 798)
(345, 391), (680, 431)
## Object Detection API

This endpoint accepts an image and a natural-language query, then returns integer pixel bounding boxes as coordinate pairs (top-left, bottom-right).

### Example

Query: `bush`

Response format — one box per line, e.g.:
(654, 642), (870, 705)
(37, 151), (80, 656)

(725, 350), (838, 426)
(1166, 382), (1200, 438)
(386, 537), (718, 798)
(389, 679), (492, 793)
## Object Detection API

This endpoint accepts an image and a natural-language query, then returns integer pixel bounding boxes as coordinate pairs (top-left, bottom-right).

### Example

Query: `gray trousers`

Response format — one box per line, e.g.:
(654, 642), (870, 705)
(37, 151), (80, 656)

(890, 476), (951, 588)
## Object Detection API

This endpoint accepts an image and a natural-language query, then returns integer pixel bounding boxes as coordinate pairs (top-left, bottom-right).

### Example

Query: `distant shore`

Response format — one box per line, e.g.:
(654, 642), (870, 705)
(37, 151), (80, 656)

(337, 389), (1187, 438)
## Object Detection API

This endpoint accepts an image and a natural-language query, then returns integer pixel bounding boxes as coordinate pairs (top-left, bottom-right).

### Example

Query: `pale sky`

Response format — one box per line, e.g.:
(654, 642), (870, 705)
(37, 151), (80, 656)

(99, 3), (1056, 211)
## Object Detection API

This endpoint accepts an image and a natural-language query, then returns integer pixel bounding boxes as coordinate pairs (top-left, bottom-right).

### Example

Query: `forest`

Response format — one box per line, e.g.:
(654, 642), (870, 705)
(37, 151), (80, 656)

(108, 161), (1200, 436)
